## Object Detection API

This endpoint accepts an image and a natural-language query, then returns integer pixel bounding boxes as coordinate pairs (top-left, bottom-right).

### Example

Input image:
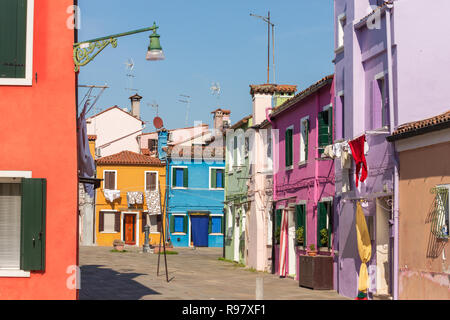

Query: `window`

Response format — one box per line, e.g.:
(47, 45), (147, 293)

(285, 127), (293, 168)
(266, 128), (273, 170)
(318, 106), (333, 155)
(227, 134), (234, 171)
(172, 167), (188, 188)
(432, 186), (449, 239)
(300, 117), (309, 163)
(373, 75), (389, 129)
(0, 177), (46, 273)
(339, 93), (345, 139)
(295, 204), (307, 246)
(337, 13), (346, 50)
(99, 211), (120, 233)
(145, 213), (162, 234)
(274, 209), (282, 244)
(210, 168), (224, 189)
(209, 215), (224, 234)
(104, 170), (116, 190)
(317, 201), (333, 249)
(244, 137), (250, 158)
(170, 215), (187, 234)
(148, 139), (158, 154)
(145, 171), (158, 191)
(0, 0), (34, 85)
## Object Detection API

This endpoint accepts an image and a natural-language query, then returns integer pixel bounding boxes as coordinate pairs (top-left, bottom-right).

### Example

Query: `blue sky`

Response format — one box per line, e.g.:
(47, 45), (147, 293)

(78, 0), (334, 132)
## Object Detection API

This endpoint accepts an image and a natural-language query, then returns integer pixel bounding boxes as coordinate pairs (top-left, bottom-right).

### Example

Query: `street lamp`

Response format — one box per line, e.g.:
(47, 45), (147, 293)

(73, 22), (164, 72)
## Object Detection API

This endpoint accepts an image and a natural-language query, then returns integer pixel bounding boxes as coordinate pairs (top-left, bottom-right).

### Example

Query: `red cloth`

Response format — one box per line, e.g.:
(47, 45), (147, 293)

(349, 135), (368, 187)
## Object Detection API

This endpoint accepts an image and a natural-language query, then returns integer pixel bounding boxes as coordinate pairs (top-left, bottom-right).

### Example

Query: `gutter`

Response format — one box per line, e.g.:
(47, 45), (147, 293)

(385, 1), (399, 301)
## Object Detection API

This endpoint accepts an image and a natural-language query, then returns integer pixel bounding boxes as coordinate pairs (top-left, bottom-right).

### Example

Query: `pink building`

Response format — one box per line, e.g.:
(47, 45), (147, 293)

(270, 75), (336, 284)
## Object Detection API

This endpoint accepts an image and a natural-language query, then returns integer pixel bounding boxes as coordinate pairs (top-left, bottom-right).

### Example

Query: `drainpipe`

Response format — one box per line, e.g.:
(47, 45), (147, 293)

(314, 95), (320, 247)
(265, 107), (276, 273)
(385, 1), (399, 300)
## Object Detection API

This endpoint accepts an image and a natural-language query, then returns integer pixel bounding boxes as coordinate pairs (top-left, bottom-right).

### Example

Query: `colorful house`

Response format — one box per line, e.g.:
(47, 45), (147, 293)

(387, 111), (450, 300)
(269, 76), (335, 282)
(333, 0), (450, 299)
(224, 115), (253, 263)
(0, 0), (78, 299)
(95, 151), (166, 247)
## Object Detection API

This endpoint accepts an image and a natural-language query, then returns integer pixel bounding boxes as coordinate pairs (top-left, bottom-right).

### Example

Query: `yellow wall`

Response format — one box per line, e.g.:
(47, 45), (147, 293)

(95, 164), (167, 247)
(89, 139), (96, 159)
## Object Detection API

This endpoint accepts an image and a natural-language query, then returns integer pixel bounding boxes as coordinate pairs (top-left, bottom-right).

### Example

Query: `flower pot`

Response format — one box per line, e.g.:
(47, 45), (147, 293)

(114, 245), (124, 251)
(307, 251), (317, 257)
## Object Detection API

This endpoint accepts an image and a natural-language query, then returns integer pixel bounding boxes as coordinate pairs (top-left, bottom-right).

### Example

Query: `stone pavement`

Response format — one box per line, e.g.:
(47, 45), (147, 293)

(79, 246), (348, 300)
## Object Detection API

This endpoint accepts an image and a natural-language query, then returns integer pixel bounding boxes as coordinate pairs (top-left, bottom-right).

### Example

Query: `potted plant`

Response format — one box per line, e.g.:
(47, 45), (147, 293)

(320, 228), (329, 248)
(296, 226), (304, 246)
(113, 239), (125, 251)
(308, 244), (317, 256)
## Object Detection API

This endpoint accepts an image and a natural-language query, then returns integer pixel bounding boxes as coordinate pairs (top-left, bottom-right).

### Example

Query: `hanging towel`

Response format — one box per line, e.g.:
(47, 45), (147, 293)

(77, 100), (96, 198)
(145, 190), (161, 215)
(349, 135), (368, 187)
(127, 192), (144, 205)
(323, 145), (335, 159)
(341, 148), (352, 169)
(333, 142), (343, 158)
(356, 201), (372, 296)
(103, 189), (121, 202)
(278, 210), (289, 277)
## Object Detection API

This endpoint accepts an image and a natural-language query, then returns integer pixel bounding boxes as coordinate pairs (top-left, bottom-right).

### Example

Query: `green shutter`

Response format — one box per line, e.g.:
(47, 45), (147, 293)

(183, 215), (188, 233)
(295, 204), (306, 245)
(317, 202), (328, 248)
(318, 111), (330, 155)
(0, 0), (27, 79)
(208, 216), (212, 234)
(172, 167), (176, 187)
(221, 216), (224, 234)
(211, 169), (217, 188)
(328, 107), (333, 145)
(170, 215), (175, 233)
(285, 129), (293, 167)
(183, 168), (188, 188)
(276, 209), (282, 229)
(221, 170), (225, 189)
(327, 202), (333, 249)
(304, 120), (309, 161)
(20, 178), (46, 271)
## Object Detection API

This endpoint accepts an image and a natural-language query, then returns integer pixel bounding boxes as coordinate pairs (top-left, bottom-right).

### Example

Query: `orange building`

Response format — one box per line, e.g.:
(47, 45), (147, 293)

(0, 0), (78, 299)
(95, 151), (166, 248)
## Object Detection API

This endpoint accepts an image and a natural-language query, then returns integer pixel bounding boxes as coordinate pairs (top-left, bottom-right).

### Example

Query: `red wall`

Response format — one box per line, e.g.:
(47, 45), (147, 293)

(0, 0), (78, 300)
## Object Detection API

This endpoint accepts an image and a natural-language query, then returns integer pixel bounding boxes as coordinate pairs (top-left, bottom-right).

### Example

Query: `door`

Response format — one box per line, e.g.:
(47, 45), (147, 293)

(288, 209), (296, 277)
(376, 197), (392, 295)
(234, 209), (240, 262)
(191, 214), (209, 247)
(124, 214), (136, 245)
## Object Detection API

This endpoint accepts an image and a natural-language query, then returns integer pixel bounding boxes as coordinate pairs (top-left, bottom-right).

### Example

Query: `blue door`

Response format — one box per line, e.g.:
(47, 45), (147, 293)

(191, 215), (209, 247)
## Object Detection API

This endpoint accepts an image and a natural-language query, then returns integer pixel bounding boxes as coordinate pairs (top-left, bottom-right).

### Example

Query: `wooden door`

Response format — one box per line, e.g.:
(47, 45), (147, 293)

(124, 214), (136, 245)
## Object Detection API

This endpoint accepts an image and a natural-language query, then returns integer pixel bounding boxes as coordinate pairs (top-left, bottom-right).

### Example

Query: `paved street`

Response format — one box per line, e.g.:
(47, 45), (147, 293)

(79, 246), (348, 300)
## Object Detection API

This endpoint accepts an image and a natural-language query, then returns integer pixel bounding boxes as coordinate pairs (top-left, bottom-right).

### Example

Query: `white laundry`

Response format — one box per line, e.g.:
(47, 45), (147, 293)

(333, 142), (343, 158)
(127, 191), (144, 205)
(103, 189), (121, 202)
(342, 169), (351, 193)
(364, 141), (369, 155)
(145, 190), (161, 215)
(341, 147), (352, 169)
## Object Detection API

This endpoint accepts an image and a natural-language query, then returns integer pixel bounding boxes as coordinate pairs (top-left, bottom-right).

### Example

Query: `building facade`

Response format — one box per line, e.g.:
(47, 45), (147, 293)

(333, 0), (450, 299)
(270, 76), (336, 283)
(0, 0), (78, 299)
(95, 151), (166, 247)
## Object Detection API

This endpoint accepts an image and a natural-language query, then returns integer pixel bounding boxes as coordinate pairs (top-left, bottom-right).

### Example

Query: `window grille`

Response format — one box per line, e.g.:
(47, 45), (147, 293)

(431, 186), (449, 239)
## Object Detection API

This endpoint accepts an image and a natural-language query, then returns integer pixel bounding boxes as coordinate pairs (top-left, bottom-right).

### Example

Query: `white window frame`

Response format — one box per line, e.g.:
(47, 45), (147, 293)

(335, 13), (346, 53)
(171, 166), (188, 190)
(145, 211), (162, 234)
(435, 184), (450, 239)
(0, 170), (32, 278)
(209, 167), (225, 190)
(299, 116), (310, 165)
(209, 214), (224, 235)
(144, 171), (159, 191)
(171, 213), (187, 235)
(103, 170), (117, 190)
(0, 0), (35, 86)
(285, 125), (294, 171)
(375, 71), (389, 129)
(99, 210), (119, 234)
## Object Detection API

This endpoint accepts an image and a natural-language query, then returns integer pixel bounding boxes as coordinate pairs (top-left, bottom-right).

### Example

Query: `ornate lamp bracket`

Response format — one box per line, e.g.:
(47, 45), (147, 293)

(73, 38), (118, 72)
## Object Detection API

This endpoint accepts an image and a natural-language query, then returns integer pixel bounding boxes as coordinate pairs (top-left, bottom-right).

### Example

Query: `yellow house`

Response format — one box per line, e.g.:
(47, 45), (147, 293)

(95, 150), (166, 247)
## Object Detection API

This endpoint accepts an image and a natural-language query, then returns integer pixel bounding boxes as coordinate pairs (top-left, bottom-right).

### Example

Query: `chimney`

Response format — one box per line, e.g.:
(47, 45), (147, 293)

(211, 109), (231, 132)
(129, 93), (143, 119)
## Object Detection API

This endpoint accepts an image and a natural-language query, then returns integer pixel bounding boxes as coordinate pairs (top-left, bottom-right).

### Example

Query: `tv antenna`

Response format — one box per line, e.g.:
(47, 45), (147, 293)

(211, 82), (221, 106)
(125, 58), (138, 92)
(178, 94), (191, 127)
(250, 11), (276, 84)
(147, 100), (159, 117)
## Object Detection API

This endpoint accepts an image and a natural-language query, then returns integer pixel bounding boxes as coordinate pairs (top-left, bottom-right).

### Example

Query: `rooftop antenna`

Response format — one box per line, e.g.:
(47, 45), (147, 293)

(211, 82), (221, 107)
(125, 58), (138, 92)
(147, 100), (159, 117)
(178, 94), (191, 127)
(250, 11), (276, 84)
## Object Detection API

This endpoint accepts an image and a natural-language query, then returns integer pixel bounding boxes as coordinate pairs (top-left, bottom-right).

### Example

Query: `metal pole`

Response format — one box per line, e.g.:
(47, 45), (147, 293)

(267, 11), (270, 84)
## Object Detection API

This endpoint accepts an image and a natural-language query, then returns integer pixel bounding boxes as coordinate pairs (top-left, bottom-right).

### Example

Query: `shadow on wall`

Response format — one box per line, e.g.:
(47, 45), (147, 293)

(425, 198), (448, 259)
(79, 265), (161, 300)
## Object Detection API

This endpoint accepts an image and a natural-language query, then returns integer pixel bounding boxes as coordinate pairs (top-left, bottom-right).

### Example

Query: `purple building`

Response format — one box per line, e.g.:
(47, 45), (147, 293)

(269, 76), (336, 284)
(333, 0), (450, 299)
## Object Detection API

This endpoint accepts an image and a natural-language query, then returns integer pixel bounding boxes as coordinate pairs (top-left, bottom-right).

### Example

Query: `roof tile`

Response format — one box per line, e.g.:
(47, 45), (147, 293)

(96, 150), (163, 166)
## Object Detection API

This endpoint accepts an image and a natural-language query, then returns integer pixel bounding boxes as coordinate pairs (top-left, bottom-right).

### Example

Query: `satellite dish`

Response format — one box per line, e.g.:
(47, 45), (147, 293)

(153, 116), (164, 129)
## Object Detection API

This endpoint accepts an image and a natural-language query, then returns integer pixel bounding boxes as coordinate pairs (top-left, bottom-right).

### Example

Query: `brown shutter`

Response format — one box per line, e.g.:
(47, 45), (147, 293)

(110, 172), (116, 189)
(114, 213), (120, 232)
(157, 215), (162, 233)
(150, 173), (157, 190)
(103, 172), (110, 189)
(142, 212), (147, 233)
(99, 212), (104, 232)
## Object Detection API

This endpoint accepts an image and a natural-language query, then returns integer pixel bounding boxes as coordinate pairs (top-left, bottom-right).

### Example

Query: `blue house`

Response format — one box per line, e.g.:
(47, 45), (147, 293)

(166, 145), (225, 247)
